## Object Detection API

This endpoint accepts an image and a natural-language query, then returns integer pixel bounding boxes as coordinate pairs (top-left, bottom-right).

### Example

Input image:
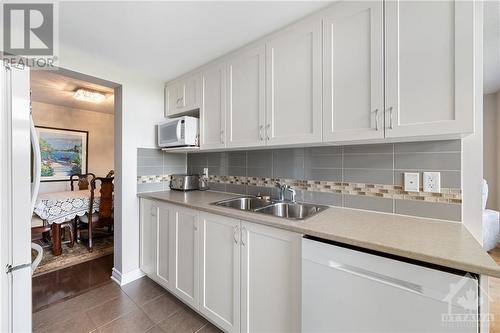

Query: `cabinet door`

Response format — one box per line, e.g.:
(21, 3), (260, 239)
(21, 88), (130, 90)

(323, 1), (384, 142)
(226, 45), (266, 148)
(241, 221), (301, 333)
(385, 0), (474, 138)
(199, 213), (240, 332)
(139, 199), (157, 278)
(266, 20), (322, 145)
(182, 74), (201, 112)
(164, 82), (181, 117)
(156, 203), (174, 290)
(172, 206), (199, 308)
(201, 63), (226, 149)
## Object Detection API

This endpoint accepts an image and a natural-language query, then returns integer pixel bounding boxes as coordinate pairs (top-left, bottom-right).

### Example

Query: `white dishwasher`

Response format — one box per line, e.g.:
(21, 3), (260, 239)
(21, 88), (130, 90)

(302, 237), (479, 333)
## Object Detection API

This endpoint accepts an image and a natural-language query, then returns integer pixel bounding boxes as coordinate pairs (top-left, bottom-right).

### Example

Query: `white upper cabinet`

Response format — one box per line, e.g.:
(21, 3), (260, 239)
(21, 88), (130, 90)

(384, 0), (474, 138)
(199, 213), (240, 333)
(201, 63), (226, 149)
(265, 19), (323, 145)
(323, 1), (384, 142)
(226, 45), (266, 148)
(172, 206), (199, 308)
(165, 73), (201, 117)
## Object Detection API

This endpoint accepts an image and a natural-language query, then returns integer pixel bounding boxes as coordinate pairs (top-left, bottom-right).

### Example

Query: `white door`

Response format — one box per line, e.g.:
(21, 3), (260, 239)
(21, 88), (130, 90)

(384, 0), (474, 138)
(323, 1), (384, 142)
(172, 206), (199, 308)
(156, 203), (174, 290)
(226, 45), (266, 148)
(199, 213), (240, 332)
(201, 63), (226, 149)
(266, 19), (322, 145)
(0, 64), (32, 333)
(240, 221), (301, 333)
(139, 199), (157, 278)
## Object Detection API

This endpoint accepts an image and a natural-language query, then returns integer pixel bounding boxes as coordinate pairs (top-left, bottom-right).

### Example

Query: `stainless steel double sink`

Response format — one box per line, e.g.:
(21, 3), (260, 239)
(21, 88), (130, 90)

(211, 196), (328, 220)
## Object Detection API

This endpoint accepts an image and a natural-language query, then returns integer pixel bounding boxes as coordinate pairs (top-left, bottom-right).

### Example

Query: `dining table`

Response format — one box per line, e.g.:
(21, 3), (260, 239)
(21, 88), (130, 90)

(34, 190), (100, 256)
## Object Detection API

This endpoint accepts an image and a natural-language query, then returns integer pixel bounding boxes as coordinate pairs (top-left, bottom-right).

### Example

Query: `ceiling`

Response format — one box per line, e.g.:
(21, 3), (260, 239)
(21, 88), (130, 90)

(57, 1), (499, 94)
(484, 1), (500, 95)
(58, 1), (332, 82)
(31, 70), (115, 113)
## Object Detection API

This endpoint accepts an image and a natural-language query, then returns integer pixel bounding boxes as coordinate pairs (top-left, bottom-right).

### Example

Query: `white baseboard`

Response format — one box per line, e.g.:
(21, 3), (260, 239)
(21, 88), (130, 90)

(111, 267), (145, 286)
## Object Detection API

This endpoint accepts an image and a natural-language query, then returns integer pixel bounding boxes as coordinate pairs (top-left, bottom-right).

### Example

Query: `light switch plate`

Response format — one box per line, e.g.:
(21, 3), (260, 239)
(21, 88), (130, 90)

(404, 172), (420, 192)
(423, 172), (441, 193)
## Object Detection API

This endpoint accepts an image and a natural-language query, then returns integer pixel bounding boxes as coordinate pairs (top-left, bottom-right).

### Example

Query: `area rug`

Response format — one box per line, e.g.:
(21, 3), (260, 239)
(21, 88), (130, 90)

(32, 231), (113, 277)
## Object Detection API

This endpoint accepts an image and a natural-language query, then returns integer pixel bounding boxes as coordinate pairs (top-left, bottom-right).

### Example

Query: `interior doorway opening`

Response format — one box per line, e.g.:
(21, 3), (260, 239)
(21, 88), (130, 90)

(30, 67), (122, 313)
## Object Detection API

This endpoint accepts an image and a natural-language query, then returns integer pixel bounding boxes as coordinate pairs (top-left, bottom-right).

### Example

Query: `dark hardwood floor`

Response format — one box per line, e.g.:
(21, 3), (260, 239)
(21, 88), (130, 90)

(32, 254), (113, 313)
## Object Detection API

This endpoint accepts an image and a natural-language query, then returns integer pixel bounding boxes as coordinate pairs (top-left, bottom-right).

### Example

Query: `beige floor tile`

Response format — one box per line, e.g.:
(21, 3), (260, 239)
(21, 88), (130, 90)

(195, 323), (223, 333)
(121, 277), (165, 306)
(141, 292), (183, 324)
(34, 312), (97, 333)
(145, 325), (166, 333)
(97, 307), (155, 333)
(158, 306), (207, 333)
(33, 282), (122, 331)
(86, 292), (138, 328)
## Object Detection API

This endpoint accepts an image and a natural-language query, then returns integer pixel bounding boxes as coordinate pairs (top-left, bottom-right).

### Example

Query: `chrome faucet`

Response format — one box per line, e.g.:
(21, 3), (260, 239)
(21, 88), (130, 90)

(275, 182), (297, 203)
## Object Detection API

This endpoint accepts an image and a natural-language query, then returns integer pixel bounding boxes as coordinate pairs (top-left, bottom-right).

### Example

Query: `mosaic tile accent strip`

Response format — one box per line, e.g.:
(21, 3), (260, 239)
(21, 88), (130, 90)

(136, 174), (462, 204)
(137, 175), (170, 184)
(207, 175), (462, 204)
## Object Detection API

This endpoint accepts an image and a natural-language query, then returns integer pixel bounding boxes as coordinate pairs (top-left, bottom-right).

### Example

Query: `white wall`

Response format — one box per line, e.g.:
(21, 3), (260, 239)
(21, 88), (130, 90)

(32, 102), (114, 194)
(483, 92), (500, 210)
(57, 43), (165, 279)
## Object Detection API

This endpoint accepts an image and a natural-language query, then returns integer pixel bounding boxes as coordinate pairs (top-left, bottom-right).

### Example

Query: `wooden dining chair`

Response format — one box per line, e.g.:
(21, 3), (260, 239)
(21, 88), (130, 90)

(77, 177), (114, 252)
(70, 173), (96, 191)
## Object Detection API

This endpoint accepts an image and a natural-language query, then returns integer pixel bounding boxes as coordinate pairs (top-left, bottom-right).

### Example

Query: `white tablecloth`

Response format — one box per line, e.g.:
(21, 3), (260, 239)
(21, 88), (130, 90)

(34, 190), (100, 224)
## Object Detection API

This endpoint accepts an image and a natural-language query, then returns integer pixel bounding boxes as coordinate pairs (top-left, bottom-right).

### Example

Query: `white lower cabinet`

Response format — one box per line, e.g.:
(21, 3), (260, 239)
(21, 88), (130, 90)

(199, 212), (241, 332)
(172, 205), (200, 308)
(240, 221), (301, 333)
(140, 199), (301, 333)
(139, 199), (157, 278)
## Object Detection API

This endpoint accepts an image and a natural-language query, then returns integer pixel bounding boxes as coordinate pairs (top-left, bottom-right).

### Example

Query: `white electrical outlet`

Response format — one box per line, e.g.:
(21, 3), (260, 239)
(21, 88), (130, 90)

(423, 172), (441, 193)
(404, 172), (420, 192)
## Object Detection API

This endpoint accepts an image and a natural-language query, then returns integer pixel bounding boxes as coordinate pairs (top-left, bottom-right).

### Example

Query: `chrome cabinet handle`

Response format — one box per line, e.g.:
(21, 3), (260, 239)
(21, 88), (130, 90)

(233, 225), (239, 244)
(388, 106), (394, 129)
(220, 129), (225, 144)
(373, 109), (379, 131)
(259, 125), (264, 141)
(265, 124), (270, 140)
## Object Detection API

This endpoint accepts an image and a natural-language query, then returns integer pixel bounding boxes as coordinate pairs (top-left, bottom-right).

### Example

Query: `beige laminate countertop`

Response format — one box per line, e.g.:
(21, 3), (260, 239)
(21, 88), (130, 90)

(138, 190), (500, 278)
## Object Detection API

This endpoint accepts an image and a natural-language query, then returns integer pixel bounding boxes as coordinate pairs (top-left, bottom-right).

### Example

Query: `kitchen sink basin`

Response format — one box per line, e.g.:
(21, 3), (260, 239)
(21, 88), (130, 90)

(214, 196), (273, 211)
(212, 196), (327, 220)
(254, 202), (327, 220)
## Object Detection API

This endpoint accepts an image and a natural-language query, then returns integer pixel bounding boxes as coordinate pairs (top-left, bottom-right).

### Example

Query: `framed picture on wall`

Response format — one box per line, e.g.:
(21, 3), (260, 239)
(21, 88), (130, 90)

(35, 126), (89, 182)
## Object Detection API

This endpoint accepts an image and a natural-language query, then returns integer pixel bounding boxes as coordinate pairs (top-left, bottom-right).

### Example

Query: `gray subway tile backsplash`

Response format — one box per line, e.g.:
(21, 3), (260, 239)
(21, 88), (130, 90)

(344, 194), (394, 214)
(394, 200), (461, 222)
(138, 139), (462, 221)
(394, 152), (461, 171)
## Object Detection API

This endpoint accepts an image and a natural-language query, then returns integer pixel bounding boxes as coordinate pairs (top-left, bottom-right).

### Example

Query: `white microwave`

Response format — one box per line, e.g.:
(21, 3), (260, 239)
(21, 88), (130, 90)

(157, 116), (199, 148)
